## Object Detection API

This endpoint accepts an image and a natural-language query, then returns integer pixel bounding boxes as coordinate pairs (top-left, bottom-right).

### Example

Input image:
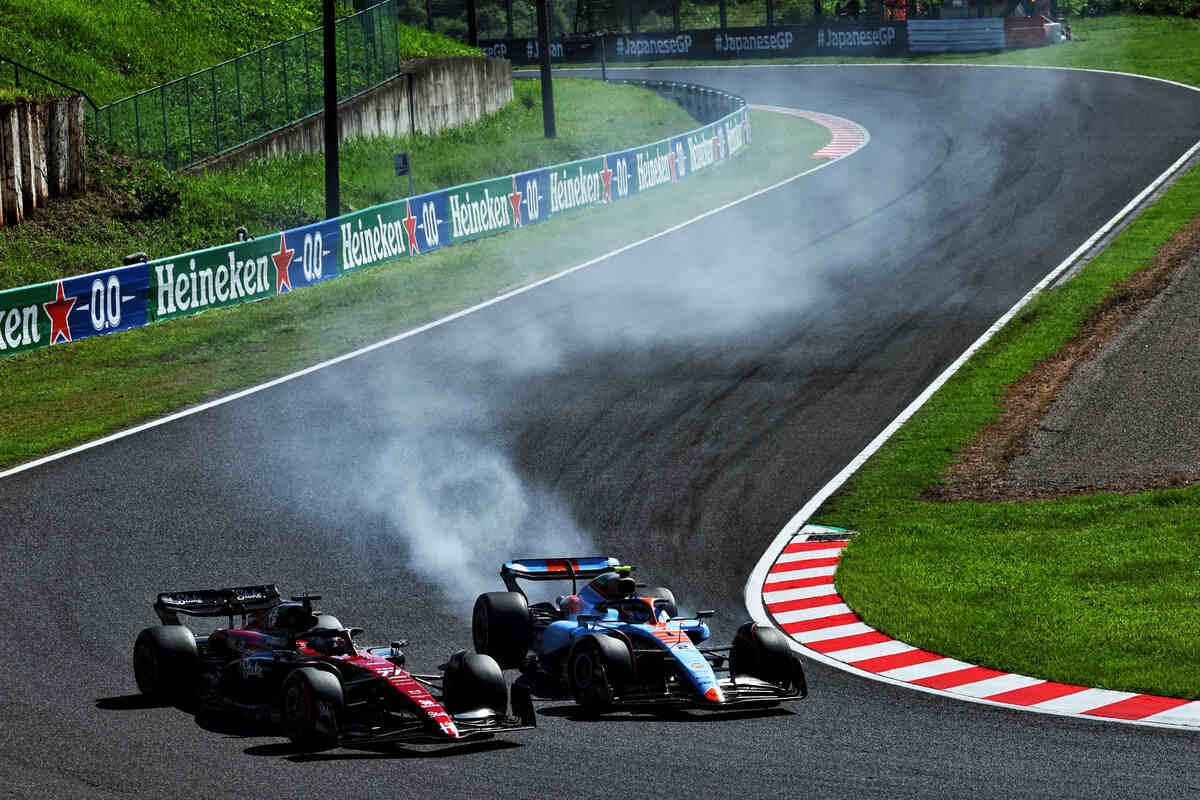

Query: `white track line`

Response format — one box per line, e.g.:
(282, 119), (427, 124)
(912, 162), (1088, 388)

(744, 65), (1200, 728)
(0, 104), (861, 481)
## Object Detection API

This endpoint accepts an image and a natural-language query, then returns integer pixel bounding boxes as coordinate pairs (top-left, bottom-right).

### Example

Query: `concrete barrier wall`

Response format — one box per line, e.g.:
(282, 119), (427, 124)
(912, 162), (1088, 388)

(0, 97), (85, 225)
(191, 56), (513, 172)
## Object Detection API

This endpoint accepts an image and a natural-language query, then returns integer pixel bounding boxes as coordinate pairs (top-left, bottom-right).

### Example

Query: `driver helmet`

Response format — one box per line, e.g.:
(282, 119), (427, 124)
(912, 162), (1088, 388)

(268, 602), (318, 633)
(588, 571), (637, 601)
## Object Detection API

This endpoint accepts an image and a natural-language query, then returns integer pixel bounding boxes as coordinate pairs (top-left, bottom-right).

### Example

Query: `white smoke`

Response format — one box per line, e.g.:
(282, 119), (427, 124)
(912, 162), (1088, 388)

(357, 422), (592, 612)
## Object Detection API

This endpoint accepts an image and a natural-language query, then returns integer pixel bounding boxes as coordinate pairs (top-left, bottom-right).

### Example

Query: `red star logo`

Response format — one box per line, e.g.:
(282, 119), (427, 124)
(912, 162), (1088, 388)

(43, 280), (76, 345)
(402, 201), (420, 255)
(599, 157), (613, 203)
(667, 150), (677, 182)
(509, 177), (523, 227)
(273, 232), (294, 292)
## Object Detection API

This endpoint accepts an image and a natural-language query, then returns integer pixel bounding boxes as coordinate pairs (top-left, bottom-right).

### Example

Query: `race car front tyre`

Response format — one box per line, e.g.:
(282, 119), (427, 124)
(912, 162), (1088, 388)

(133, 625), (198, 702)
(731, 622), (794, 688)
(281, 668), (343, 752)
(441, 650), (509, 716)
(472, 591), (532, 669)
(567, 637), (619, 714)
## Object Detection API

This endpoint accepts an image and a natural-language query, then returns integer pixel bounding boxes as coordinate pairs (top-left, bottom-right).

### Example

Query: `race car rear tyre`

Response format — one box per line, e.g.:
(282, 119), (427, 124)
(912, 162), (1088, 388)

(567, 638), (617, 714)
(281, 668), (343, 752)
(472, 592), (532, 669)
(441, 650), (508, 716)
(133, 625), (198, 702)
(643, 586), (678, 618)
(730, 622), (793, 688)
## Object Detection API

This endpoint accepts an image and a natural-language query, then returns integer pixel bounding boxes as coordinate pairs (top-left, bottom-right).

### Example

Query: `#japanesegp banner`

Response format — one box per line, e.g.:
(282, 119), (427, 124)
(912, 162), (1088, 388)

(0, 264), (151, 355)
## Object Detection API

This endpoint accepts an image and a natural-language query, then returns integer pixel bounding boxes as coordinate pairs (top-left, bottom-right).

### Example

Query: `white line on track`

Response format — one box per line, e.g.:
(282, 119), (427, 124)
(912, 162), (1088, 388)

(0, 104), (861, 481)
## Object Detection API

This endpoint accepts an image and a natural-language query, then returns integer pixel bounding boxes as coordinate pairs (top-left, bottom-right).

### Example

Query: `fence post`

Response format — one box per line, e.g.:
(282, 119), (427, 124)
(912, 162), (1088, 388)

(185, 75), (195, 165)
(281, 39), (291, 121)
(304, 31), (314, 116)
(258, 48), (267, 133)
(160, 87), (169, 166)
(235, 57), (246, 143)
(1, 104), (24, 224)
(134, 93), (143, 158)
(362, 13), (372, 86)
(342, 16), (352, 95)
(47, 98), (69, 196)
(68, 97), (85, 193)
(211, 68), (220, 153)
(15, 103), (35, 211)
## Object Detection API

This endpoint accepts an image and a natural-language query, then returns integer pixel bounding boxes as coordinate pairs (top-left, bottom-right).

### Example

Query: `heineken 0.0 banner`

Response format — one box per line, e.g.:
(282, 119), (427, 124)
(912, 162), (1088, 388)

(0, 92), (749, 359)
(0, 264), (151, 355)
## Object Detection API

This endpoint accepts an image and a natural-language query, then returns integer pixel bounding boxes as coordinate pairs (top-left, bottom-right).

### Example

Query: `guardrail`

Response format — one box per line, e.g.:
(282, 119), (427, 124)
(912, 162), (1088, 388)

(0, 82), (747, 358)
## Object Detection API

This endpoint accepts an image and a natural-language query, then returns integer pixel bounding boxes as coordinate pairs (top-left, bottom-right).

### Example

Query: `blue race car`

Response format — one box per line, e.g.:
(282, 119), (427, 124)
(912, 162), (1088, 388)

(471, 557), (807, 713)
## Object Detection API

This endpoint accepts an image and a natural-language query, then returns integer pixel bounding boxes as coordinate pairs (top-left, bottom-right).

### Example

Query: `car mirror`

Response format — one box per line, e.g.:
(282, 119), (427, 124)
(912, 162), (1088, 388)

(696, 610), (715, 619)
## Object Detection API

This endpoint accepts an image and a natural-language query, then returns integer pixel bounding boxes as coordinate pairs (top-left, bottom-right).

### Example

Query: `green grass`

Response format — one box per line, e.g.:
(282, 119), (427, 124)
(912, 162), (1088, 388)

(820, 153), (1200, 699)
(0, 0), (331, 105)
(0, 94), (830, 468)
(0, 0), (479, 168)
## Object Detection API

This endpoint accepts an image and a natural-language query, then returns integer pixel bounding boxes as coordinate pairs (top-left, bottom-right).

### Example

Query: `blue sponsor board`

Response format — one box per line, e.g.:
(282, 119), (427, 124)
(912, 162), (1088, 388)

(606, 149), (639, 202)
(281, 219), (340, 290)
(408, 191), (450, 254)
(63, 264), (151, 341)
(668, 134), (691, 181)
(512, 169), (551, 227)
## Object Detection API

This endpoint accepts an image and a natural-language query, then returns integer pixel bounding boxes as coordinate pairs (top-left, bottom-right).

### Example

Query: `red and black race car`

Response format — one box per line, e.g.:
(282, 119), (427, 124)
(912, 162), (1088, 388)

(133, 584), (534, 751)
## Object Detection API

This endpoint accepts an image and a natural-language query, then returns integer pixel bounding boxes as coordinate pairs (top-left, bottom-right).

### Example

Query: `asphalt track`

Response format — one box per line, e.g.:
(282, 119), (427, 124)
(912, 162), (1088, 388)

(4, 66), (1200, 799)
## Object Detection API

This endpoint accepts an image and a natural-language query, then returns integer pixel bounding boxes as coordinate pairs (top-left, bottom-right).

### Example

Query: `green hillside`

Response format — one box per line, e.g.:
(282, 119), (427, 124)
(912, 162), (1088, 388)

(0, 0), (477, 104)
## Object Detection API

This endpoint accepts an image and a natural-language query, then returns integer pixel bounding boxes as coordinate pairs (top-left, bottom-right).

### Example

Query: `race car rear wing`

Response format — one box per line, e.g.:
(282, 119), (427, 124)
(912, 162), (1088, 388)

(501, 557), (622, 594)
(154, 584), (281, 625)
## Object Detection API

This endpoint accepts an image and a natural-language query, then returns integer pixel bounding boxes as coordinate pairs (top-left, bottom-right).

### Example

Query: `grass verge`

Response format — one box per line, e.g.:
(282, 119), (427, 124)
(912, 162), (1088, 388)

(0, 101), (829, 468)
(821, 158), (1200, 699)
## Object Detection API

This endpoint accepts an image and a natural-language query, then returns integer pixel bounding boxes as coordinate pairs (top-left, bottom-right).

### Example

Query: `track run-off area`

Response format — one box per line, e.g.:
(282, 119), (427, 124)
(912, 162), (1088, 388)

(3, 65), (1200, 799)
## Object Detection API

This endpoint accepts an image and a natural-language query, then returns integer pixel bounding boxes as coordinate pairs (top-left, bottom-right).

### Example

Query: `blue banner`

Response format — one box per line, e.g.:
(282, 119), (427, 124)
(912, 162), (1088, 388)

(406, 191), (451, 255)
(62, 264), (151, 342)
(279, 219), (341, 291)
(512, 169), (551, 227)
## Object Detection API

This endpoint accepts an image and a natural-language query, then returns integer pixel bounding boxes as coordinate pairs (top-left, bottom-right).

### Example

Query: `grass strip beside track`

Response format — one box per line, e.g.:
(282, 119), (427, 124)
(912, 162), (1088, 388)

(821, 161), (1200, 700)
(0, 104), (829, 469)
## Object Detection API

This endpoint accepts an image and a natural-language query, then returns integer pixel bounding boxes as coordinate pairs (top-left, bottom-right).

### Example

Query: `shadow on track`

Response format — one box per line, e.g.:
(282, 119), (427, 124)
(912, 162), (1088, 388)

(247, 739), (523, 762)
(537, 703), (795, 723)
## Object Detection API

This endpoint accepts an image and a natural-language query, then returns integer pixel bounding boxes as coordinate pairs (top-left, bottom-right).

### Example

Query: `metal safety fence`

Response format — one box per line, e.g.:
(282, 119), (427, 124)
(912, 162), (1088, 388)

(90, 0), (405, 169)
